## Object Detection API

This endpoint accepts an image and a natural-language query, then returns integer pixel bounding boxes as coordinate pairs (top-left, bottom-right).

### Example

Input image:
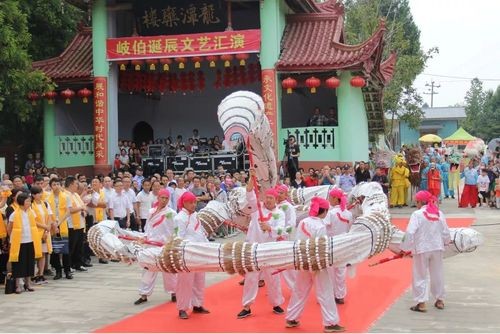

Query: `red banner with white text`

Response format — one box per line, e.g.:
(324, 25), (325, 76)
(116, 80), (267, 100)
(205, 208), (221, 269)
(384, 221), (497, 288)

(107, 29), (261, 61)
(93, 77), (108, 165)
(261, 69), (278, 158)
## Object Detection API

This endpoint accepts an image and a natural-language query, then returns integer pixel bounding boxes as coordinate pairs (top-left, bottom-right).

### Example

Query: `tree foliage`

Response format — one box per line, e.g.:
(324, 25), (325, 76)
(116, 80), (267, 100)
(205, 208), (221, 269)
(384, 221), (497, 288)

(19, 0), (85, 61)
(0, 0), (84, 149)
(463, 79), (500, 141)
(343, 0), (438, 137)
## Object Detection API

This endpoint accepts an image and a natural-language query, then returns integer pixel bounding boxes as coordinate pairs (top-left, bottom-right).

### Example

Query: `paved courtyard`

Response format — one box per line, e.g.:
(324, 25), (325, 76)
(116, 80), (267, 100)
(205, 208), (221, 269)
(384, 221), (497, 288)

(0, 200), (498, 333)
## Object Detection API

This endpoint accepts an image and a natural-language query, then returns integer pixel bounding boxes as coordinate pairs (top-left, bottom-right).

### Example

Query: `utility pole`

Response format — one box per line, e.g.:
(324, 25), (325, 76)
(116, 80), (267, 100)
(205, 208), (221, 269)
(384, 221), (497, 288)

(424, 81), (440, 107)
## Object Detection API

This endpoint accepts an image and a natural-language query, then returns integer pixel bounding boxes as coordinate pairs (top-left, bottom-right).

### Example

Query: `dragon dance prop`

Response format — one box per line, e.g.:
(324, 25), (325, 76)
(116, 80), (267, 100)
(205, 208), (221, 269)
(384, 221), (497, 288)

(88, 91), (483, 275)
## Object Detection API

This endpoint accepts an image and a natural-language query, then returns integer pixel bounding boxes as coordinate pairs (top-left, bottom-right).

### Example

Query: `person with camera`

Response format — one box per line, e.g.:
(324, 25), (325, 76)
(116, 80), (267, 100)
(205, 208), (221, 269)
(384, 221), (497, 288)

(285, 135), (300, 179)
(303, 168), (319, 187)
(319, 165), (335, 186)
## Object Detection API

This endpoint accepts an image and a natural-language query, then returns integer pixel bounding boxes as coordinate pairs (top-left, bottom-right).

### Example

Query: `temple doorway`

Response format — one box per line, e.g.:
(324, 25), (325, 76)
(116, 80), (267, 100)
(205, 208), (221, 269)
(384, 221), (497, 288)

(133, 121), (154, 145)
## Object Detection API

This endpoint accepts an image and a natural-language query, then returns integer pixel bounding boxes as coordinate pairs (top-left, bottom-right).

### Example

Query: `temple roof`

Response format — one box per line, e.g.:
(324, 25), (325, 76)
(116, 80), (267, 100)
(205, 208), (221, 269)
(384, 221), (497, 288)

(284, 0), (345, 15)
(32, 26), (93, 84)
(276, 14), (388, 76)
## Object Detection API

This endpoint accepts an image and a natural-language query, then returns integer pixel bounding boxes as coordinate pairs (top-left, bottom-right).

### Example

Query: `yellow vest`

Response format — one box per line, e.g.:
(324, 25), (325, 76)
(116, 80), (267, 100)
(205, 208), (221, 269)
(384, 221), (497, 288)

(95, 190), (106, 222)
(8, 209), (43, 262)
(32, 201), (53, 254)
(70, 192), (85, 230)
(47, 192), (69, 237)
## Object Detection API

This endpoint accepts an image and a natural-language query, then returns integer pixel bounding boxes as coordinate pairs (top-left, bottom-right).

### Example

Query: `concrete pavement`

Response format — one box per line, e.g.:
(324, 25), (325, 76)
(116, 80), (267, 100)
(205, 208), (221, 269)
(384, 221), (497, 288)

(0, 200), (498, 332)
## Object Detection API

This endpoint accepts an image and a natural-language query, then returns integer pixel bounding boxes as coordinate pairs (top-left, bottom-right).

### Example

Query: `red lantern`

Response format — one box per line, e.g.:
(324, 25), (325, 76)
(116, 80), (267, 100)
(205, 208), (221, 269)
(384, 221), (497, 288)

(305, 76), (321, 93)
(160, 58), (172, 71)
(350, 76), (366, 88)
(175, 57), (187, 69)
(27, 92), (40, 106)
(206, 55), (218, 68)
(77, 88), (92, 103)
(281, 77), (297, 94)
(60, 88), (75, 104)
(43, 91), (57, 104)
(191, 56), (203, 69)
(220, 54), (233, 67)
(235, 53), (249, 66)
(325, 76), (341, 90)
(117, 61), (128, 71)
(145, 59), (158, 71)
(131, 59), (144, 71)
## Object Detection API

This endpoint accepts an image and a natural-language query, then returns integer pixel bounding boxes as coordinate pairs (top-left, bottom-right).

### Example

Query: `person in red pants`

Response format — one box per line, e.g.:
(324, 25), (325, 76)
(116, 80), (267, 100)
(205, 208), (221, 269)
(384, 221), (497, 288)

(459, 160), (479, 208)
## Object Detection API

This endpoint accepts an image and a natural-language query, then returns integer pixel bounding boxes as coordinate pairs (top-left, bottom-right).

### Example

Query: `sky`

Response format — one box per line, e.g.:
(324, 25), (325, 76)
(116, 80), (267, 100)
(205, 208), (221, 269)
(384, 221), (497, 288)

(408, 0), (500, 107)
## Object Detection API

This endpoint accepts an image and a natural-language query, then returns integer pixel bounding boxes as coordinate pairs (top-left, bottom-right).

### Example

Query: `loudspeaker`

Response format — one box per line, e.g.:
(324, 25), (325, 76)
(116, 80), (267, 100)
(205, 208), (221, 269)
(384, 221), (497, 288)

(142, 158), (164, 177)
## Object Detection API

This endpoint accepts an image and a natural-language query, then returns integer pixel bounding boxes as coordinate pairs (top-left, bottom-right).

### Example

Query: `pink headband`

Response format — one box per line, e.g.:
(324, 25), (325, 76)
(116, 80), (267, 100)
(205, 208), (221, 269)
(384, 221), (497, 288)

(158, 189), (170, 198)
(415, 190), (439, 216)
(329, 188), (347, 211)
(265, 188), (279, 199)
(275, 184), (289, 194)
(309, 197), (330, 217)
(177, 191), (196, 210)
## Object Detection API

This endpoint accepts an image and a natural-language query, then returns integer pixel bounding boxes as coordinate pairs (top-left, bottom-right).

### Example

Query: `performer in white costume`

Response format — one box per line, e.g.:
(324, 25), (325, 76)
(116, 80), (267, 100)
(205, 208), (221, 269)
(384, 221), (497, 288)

(286, 197), (345, 333)
(324, 188), (353, 304)
(400, 190), (451, 312)
(174, 191), (210, 319)
(275, 184), (297, 290)
(237, 171), (285, 319)
(134, 189), (177, 305)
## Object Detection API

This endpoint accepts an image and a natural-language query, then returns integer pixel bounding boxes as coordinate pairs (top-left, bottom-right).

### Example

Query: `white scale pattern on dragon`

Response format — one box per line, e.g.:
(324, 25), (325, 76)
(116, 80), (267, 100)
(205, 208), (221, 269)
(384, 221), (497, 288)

(88, 91), (483, 274)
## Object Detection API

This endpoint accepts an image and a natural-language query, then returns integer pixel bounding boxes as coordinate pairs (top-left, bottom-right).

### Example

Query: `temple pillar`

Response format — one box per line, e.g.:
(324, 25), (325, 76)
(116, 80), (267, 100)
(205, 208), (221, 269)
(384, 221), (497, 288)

(337, 71), (369, 163)
(92, 0), (111, 175)
(43, 101), (57, 168)
(259, 0), (287, 161)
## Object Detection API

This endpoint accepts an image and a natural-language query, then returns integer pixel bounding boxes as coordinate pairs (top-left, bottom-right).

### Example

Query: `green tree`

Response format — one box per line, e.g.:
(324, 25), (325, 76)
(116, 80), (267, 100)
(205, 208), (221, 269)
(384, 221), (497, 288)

(344, 0), (438, 140)
(481, 88), (500, 141)
(462, 78), (486, 135)
(0, 0), (51, 122)
(19, 0), (84, 61)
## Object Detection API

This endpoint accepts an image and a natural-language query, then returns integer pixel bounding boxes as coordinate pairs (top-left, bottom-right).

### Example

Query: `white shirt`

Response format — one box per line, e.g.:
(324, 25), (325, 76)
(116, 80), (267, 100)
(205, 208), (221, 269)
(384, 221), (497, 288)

(108, 192), (131, 218)
(68, 192), (84, 229)
(174, 208), (208, 242)
(245, 191), (285, 243)
(222, 139), (233, 151)
(477, 175), (490, 192)
(123, 188), (137, 211)
(400, 207), (451, 255)
(278, 200), (297, 230)
(323, 205), (353, 237)
(87, 190), (108, 219)
(144, 206), (177, 243)
(136, 190), (156, 219)
(9, 211), (33, 243)
(296, 216), (327, 240)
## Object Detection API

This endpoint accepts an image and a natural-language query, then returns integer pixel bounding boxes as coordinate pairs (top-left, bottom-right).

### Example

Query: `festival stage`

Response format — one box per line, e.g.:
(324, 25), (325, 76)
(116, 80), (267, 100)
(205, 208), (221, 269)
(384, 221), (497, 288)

(95, 218), (474, 333)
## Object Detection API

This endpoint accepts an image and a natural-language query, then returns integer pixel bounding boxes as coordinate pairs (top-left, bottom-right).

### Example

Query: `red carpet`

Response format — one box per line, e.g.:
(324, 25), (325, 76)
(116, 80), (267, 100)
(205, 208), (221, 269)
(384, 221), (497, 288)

(96, 218), (474, 333)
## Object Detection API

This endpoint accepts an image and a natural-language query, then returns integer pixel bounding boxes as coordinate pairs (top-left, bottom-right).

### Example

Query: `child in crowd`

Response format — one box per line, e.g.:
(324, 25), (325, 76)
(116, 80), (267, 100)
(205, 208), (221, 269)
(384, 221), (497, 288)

(477, 169), (490, 207)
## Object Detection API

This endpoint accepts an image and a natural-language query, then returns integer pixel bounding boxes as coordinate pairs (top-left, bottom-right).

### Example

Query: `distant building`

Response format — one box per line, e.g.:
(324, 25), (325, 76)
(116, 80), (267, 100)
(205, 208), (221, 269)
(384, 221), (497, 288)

(389, 106), (466, 150)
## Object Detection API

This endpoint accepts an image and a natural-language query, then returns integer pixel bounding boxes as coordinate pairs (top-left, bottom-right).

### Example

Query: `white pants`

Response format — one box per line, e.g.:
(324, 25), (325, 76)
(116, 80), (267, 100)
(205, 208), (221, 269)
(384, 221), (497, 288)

(281, 270), (296, 291)
(176, 272), (205, 311)
(138, 270), (177, 296)
(327, 266), (347, 299)
(242, 269), (284, 308)
(286, 270), (339, 326)
(412, 250), (445, 303)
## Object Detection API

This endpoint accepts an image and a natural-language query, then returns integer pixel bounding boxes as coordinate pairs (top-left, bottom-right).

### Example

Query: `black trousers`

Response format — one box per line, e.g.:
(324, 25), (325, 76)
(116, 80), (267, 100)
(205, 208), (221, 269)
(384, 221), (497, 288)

(50, 252), (71, 273)
(114, 217), (128, 229)
(83, 215), (95, 261)
(129, 213), (139, 231)
(68, 228), (84, 268)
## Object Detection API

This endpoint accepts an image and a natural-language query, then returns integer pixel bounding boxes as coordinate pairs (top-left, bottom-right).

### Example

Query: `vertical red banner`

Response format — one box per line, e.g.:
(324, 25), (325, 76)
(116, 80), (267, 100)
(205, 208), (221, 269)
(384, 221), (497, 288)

(261, 69), (278, 157)
(93, 77), (108, 166)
